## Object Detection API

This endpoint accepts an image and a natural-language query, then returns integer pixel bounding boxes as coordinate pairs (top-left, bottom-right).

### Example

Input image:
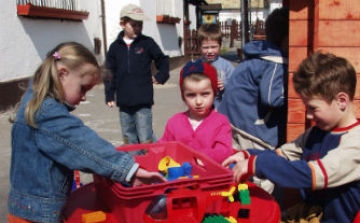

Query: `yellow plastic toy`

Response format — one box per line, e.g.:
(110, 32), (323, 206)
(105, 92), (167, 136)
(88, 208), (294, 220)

(158, 156), (180, 175)
(81, 211), (106, 223)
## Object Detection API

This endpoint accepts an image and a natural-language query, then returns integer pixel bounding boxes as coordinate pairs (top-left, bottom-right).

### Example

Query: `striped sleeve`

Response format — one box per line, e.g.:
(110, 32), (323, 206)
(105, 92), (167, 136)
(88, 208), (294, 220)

(308, 130), (360, 189)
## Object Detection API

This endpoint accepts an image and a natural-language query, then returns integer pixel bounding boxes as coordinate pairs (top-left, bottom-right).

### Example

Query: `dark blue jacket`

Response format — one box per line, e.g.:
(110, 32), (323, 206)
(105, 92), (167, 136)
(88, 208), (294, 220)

(104, 31), (169, 107)
(218, 40), (288, 147)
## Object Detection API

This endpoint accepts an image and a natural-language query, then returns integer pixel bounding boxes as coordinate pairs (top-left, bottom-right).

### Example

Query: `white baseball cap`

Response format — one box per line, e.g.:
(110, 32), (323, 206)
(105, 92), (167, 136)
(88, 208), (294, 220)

(120, 4), (150, 21)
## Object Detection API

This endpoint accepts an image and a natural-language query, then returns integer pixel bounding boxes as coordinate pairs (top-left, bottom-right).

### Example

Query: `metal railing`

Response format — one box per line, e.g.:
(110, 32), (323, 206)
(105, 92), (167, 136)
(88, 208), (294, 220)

(17, 0), (77, 10)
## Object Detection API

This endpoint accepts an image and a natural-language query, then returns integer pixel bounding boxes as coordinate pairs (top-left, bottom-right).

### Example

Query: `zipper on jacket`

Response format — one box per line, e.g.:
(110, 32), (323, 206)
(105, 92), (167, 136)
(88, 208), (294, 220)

(127, 45), (130, 74)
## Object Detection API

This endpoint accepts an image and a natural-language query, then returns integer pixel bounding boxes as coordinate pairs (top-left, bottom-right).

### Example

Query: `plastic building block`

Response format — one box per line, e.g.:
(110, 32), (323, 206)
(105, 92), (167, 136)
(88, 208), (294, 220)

(237, 183), (251, 205)
(167, 166), (184, 180)
(159, 157), (198, 180)
(225, 216), (237, 223)
(238, 208), (250, 218)
(158, 156), (181, 175)
(237, 183), (248, 191)
(221, 186), (236, 202)
(182, 161), (192, 175)
(81, 211), (106, 223)
(239, 190), (251, 204)
(202, 215), (229, 223)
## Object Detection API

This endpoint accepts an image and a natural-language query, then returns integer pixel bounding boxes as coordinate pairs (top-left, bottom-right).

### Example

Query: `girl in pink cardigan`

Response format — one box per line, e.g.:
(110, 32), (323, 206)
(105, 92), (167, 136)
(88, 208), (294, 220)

(158, 59), (233, 164)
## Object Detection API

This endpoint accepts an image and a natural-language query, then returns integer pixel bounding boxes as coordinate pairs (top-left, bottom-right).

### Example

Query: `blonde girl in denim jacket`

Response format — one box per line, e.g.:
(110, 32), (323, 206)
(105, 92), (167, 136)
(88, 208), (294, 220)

(7, 42), (166, 223)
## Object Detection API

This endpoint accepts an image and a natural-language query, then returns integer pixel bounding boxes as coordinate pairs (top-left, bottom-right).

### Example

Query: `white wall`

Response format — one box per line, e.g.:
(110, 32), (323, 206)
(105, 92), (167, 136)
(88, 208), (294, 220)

(105, 0), (184, 57)
(0, 0), (103, 82)
(1, 0), (192, 82)
(188, 5), (197, 30)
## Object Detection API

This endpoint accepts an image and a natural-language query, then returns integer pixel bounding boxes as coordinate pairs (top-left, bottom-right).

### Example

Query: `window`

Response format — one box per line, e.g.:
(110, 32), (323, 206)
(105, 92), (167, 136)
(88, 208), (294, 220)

(17, 0), (89, 21)
(156, 0), (181, 24)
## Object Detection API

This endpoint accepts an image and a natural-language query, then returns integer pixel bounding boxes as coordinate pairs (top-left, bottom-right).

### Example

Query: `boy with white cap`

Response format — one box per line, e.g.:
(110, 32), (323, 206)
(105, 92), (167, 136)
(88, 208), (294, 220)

(104, 4), (170, 144)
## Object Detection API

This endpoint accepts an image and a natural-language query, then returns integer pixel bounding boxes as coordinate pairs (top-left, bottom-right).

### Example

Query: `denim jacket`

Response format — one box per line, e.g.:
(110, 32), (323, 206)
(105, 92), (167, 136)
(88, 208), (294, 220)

(8, 86), (136, 223)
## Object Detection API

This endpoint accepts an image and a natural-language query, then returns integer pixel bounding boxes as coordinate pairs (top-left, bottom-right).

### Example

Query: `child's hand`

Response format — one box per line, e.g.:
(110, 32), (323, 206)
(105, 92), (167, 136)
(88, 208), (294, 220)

(107, 101), (115, 108)
(131, 168), (167, 187)
(222, 152), (246, 168)
(217, 80), (224, 91)
(232, 159), (252, 183)
(152, 76), (159, 84)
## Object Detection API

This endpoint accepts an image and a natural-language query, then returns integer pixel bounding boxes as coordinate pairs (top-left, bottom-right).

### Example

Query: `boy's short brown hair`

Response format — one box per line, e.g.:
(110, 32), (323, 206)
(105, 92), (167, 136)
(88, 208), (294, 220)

(197, 24), (222, 46)
(293, 51), (357, 102)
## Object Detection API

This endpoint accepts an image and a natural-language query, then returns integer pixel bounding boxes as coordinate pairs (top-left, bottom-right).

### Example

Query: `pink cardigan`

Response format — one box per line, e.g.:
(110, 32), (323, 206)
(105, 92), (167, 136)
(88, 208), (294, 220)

(158, 109), (233, 163)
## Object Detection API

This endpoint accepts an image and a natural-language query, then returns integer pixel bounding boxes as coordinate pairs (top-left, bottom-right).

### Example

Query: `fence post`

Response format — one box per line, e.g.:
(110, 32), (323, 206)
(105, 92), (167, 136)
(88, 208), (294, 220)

(230, 19), (238, 48)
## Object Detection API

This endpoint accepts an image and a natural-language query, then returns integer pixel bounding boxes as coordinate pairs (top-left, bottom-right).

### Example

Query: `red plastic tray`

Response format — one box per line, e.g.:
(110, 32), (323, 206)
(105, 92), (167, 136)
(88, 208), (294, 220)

(94, 142), (233, 196)
(93, 141), (234, 223)
(62, 182), (281, 223)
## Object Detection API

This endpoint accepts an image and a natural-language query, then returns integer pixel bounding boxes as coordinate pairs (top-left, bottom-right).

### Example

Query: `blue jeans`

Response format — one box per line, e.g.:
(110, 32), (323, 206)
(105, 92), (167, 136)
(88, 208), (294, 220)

(119, 106), (155, 144)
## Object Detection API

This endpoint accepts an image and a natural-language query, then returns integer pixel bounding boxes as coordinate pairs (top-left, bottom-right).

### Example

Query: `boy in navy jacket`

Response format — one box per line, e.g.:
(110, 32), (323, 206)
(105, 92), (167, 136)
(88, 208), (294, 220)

(104, 4), (169, 144)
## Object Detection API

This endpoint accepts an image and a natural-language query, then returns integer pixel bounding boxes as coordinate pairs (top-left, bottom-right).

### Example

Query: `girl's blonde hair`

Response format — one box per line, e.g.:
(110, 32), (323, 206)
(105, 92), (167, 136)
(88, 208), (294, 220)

(25, 42), (100, 128)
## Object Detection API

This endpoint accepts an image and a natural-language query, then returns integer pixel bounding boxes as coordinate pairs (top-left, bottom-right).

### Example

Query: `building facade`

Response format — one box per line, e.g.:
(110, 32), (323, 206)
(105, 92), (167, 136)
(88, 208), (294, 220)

(0, 0), (194, 111)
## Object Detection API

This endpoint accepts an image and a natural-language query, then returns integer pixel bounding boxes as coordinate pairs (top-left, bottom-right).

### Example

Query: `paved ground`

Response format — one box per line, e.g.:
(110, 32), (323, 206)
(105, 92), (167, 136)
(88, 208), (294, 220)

(0, 48), (240, 221)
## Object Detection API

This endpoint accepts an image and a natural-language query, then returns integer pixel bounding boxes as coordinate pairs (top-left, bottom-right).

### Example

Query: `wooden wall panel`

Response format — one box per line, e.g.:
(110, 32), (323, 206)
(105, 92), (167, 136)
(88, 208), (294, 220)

(289, 4), (308, 19)
(287, 98), (306, 124)
(289, 20), (309, 46)
(288, 72), (295, 98)
(288, 47), (307, 73)
(318, 21), (360, 47)
(287, 1), (312, 142)
(356, 75), (360, 100)
(319, 0), (360, 19)
(287, 72), (298, 99)
(353, 100), (360, 117)
(287, 124), (305, 142)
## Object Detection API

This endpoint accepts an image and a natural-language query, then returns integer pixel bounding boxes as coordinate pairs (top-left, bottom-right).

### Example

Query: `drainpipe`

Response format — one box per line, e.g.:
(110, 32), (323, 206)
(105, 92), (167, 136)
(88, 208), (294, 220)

(241, 0), (250, 48)
(241, 0), (246, 49)
(100, 0), (108, 55)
